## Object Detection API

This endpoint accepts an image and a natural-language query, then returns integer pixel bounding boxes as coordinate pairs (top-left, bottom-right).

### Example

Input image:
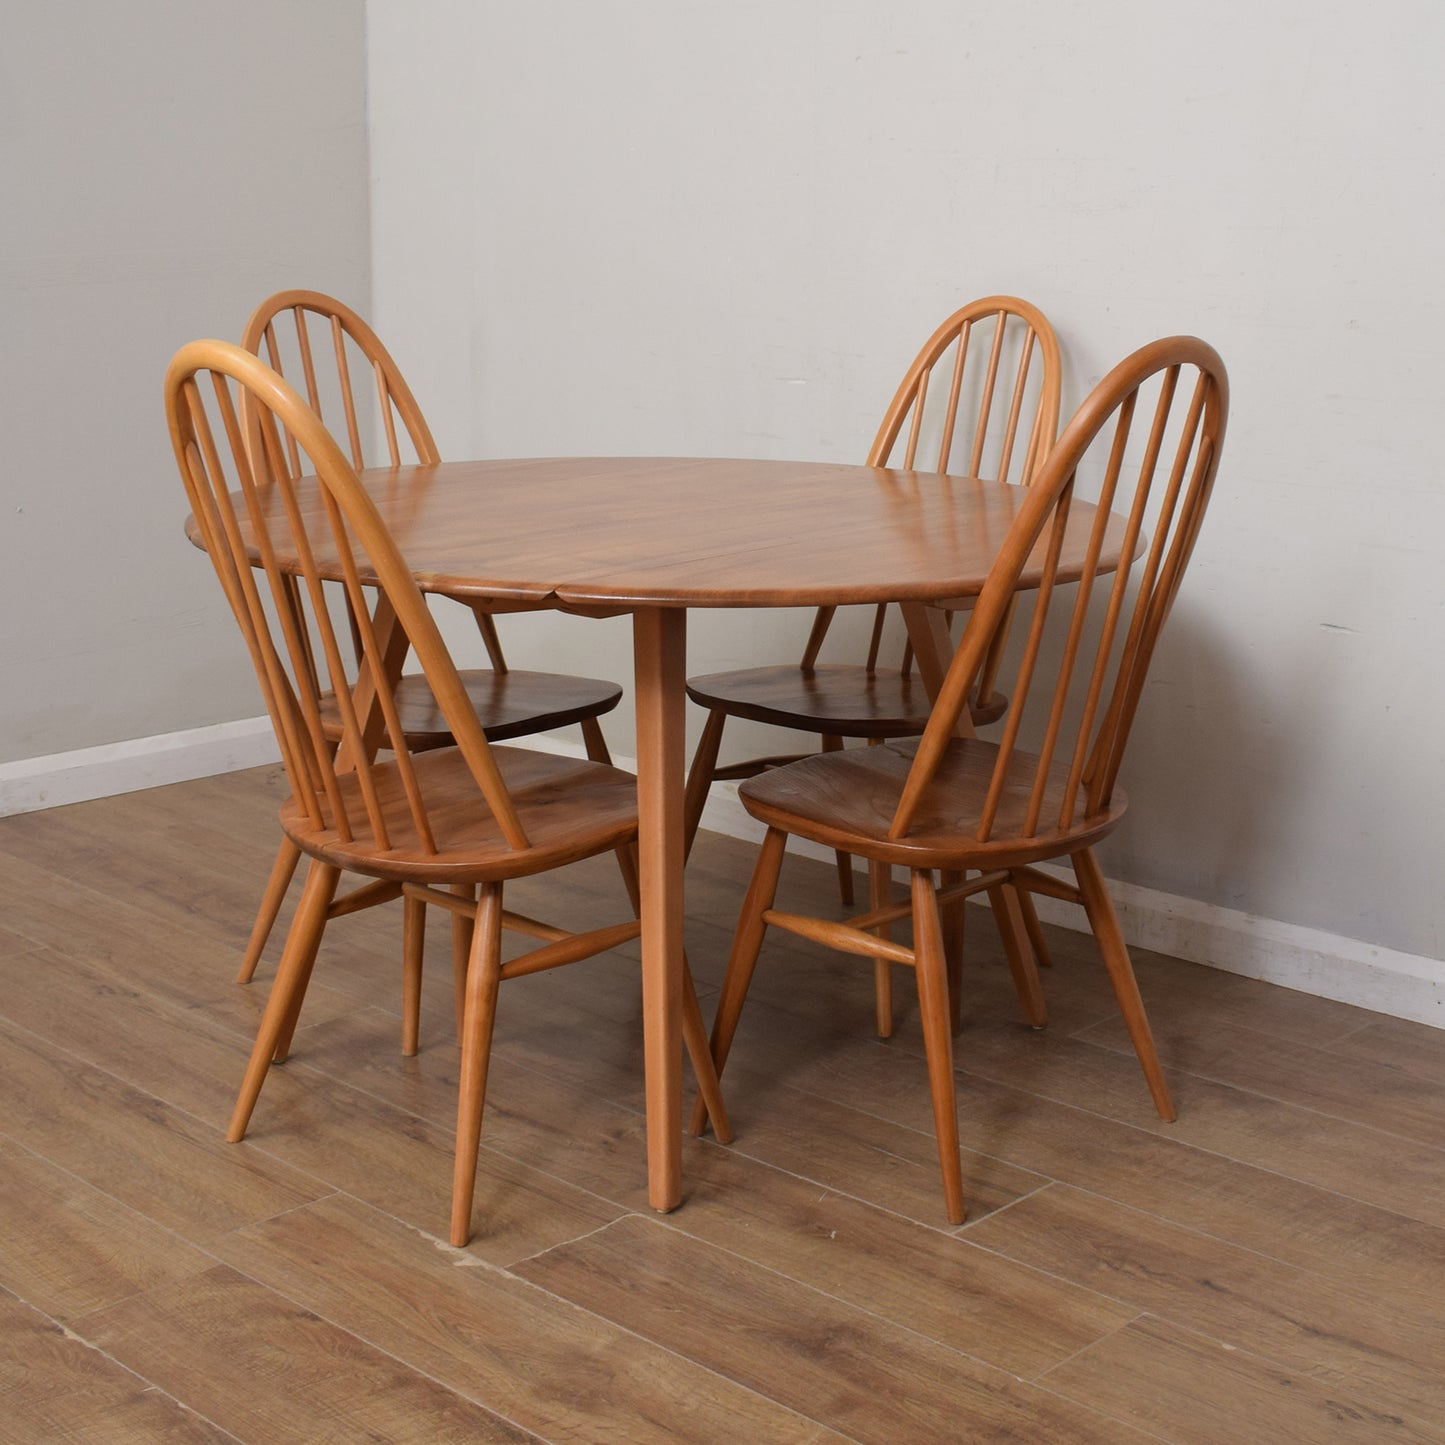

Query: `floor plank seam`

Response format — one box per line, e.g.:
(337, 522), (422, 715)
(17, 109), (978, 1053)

(635, 1206), (1108, 1387)
(1075, 1035), (1445, 1155)
(161, 1251), (555, 1444)
(3, 1285), (248, 1444)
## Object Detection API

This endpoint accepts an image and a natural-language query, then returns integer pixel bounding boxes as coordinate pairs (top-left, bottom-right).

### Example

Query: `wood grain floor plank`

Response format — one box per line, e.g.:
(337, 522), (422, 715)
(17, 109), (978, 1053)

(929, 1019), (1445, 1229)
(0, 1136), (212, 1325)
(216, 1192), (840, 1444)
(778, 1031), (1445, 1309)
(0, 851), (365, 1030)
(0, 1291), (234, 1443)
(0, 1016), (326, 1241)
(83, 1265), (542, 1443)
(1080, 1010), (1445, 1150)
(1041, 1314), (1443, 1444)
(965, 1183), (1445, 1427)
(514, 1215), (1154, 1444)
(1319, 1015), (1445, 1088)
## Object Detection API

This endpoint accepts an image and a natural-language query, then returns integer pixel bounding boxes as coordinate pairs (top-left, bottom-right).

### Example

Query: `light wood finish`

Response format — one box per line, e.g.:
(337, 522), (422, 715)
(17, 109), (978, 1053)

(698, 337), (1229, 1222)
(186, 448), (1127, 1218)
(234, 290), (623, 986)
(683, 298), (1062, 927)
(4, 779), (1444, 1440)
(166, 339), (726, 1244)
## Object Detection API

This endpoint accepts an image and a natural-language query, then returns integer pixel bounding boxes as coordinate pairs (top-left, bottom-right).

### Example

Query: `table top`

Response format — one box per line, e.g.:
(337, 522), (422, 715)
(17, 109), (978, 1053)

(198, 456), (1126, 610)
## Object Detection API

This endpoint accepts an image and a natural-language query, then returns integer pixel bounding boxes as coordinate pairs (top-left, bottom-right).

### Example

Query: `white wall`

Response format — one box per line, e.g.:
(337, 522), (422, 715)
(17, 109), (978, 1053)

(0, 1), (369, 764)
(367, 1), (1444, 966)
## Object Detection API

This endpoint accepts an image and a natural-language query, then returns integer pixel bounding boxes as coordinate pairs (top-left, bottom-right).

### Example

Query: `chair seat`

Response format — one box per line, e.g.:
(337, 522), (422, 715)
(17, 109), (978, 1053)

(738, 737), (1126, 870)
(686, 663), (1007, 735)
(320, 669), (622, 749)
(281, 745), (637, 883)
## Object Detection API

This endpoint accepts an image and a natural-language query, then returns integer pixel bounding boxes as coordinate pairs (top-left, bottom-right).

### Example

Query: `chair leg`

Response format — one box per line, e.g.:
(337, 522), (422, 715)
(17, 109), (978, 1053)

(1072, 848), (1175, 1122)
(402, 891), (426, 1057)
(228, 860), (339, 1142)
(450, 881), (506, 1248)
(911, 870), (966, 1225)
(821, 734), (853, 904)
(868, 860), (894, 1038)
(613, 841), (642, 916)
(940, 869), (967, 1032)
(579, 716), (613, 765)
(682, 958), (732, 1143)
(237, 835), (302, 983)
(1015, 884), (1053, 968)
(687, 825), (787, 1136)
(683, 710), (726, 860)
(450, 883), (476, 1042)
(581, 720), (642, 909)
(987, 883), (1047, 1028)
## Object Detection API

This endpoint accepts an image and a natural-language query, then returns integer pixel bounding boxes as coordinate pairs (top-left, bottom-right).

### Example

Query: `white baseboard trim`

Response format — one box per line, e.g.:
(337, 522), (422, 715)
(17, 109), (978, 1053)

(5, 723), (1438, 1028)
(0, 716), (280, 817)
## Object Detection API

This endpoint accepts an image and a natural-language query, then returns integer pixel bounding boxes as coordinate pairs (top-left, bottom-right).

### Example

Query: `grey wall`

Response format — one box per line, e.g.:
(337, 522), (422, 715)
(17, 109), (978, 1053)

(366, 1), (1445, 963)
(0, 1), (370, 763)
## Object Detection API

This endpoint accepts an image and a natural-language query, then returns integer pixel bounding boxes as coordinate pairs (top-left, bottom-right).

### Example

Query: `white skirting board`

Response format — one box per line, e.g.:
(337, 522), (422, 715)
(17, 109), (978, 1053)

(3, 721), (1439, 1029)
(0, 717), (280, 817)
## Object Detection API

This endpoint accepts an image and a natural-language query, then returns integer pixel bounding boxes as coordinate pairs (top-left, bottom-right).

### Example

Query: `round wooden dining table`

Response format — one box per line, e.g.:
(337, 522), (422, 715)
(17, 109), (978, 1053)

(214, 455), (1126, 1211)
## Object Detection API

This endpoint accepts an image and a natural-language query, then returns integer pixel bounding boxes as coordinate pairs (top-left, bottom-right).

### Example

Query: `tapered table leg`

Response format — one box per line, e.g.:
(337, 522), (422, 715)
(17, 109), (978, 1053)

(633, 607), (687, 1211)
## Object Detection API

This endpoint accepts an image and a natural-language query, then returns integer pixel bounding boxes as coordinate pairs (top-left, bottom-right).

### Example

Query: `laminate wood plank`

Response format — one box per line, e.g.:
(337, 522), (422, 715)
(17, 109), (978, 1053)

(779, 1032), (1445, 1309)
(515, 1215), (1153, 1444)
(296, 1009), (1132, 1376)
(926, 1020), (1445, 1230)
(1080, 1010), (1445, 1150)
(0, 1291), (233, 1443)
(0, 923), (42, 962)
(0, 804), (292, 953)
(216, 1192), (838, 1445)
(0, 1016), (326, 1241)
(83, 1265), (540, 1444)
(0, 1136), (212, 1325)
(965, 1183), (1445, 1427)
(1320, 1015), (1445, 1087)
(0, 850), (366, 1033)
(1041, 1314), (1442, 1444)
(0, 943), (352, 1126)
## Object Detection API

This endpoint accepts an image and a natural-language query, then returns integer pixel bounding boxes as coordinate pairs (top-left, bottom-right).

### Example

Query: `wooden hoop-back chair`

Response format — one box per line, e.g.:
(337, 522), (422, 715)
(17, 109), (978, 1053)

(236, 289), (625, 989)
(684, 296), (1062, 1029)
(684, 296), (1060, 857)
(689, 336), (1228, 1224)
(166, 339), (729, 1246)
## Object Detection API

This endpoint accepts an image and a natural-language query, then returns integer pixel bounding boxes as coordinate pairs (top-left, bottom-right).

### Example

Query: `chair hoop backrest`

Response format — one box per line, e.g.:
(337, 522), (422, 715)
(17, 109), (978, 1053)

(241, 289), (439, 474)
(868, 294), (1062, 484)
(806, 296), (1063, 678)
(166, 338), (527, 854)
(890, 335), (1229, 843)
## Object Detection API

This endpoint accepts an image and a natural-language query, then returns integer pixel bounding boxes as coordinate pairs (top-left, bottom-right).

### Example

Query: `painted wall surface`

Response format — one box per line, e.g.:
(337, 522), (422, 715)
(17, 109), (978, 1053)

(366, 1), (1444, 962)
(0, 1), (369, 763)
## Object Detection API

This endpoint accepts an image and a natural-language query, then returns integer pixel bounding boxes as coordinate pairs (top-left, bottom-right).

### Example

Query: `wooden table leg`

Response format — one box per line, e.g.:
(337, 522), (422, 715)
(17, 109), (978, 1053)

(899, 601), (974, 738)
(633, 607), (686, 1211)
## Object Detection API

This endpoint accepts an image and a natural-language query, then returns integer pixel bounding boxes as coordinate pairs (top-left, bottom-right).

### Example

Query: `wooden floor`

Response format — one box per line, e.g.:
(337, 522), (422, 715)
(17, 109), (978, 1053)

(2, 765), (1443, 1443)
